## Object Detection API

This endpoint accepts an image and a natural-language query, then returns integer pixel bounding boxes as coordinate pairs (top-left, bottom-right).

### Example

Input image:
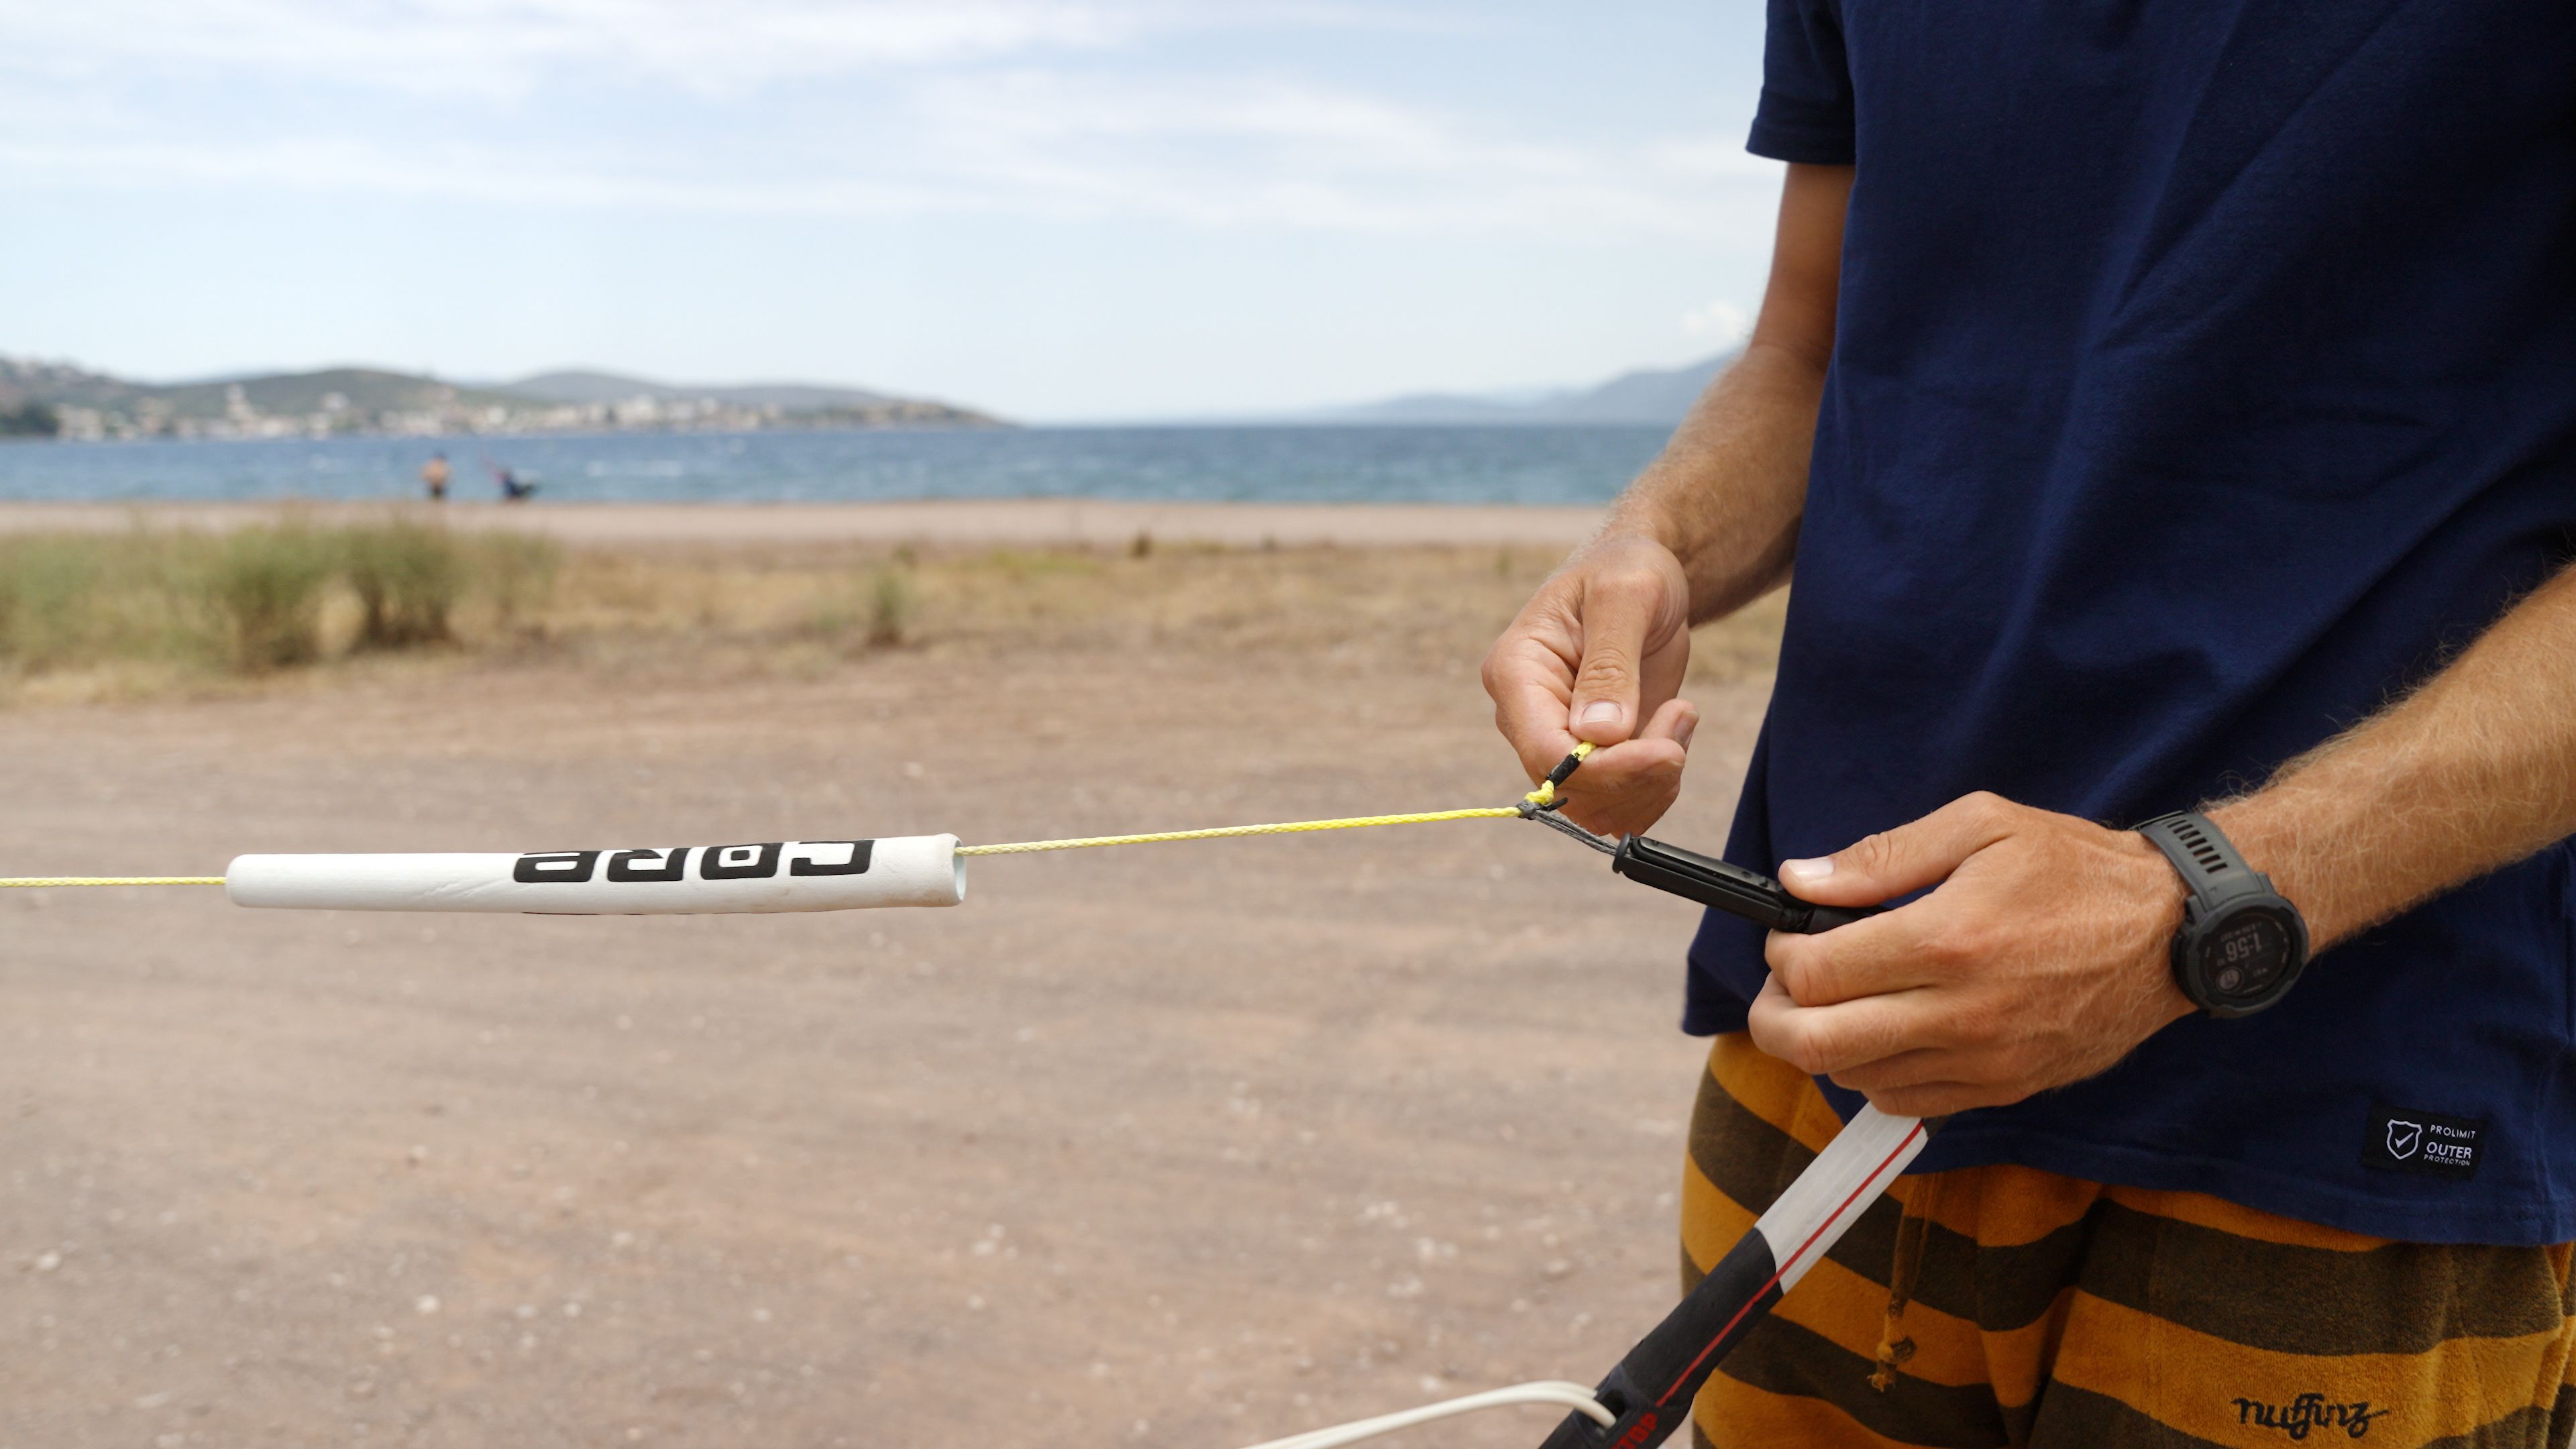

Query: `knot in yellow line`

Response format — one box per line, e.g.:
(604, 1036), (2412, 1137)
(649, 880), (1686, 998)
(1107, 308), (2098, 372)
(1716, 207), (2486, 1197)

(1523, 740), (1596, 808)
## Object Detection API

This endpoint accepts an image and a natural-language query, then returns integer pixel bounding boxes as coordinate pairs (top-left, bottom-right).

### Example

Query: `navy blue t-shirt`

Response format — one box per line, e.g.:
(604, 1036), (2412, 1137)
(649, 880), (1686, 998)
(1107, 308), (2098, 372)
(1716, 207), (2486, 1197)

(1689, 1), (2576, 1244)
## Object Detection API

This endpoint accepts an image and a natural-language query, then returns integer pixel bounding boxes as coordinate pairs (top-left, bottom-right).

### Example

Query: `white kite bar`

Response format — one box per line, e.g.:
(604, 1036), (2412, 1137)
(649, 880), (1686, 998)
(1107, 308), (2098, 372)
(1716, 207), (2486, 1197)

(1751, 1105), (1928, 1295)
(224, 836), (965, 914)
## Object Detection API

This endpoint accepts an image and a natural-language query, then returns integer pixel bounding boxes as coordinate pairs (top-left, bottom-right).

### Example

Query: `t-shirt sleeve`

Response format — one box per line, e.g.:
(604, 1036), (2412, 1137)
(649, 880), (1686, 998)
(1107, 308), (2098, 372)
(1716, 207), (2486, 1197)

(1746, 0), (1856, 165)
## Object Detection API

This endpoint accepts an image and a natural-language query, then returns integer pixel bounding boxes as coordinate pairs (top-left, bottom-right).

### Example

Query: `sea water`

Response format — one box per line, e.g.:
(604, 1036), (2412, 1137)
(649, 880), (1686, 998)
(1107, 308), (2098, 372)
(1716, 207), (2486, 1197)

(0, 425), (1672, 506)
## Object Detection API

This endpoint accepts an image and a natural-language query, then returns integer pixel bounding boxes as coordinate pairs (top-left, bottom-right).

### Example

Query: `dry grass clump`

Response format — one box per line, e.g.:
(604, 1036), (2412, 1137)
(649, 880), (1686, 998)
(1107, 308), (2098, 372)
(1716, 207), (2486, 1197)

(341, 521), (464, 649)
(867, 567), (913, 647)
(204, 525), (337, 669)
(0, 519), (563, 690)
(800, 561), (914, 652)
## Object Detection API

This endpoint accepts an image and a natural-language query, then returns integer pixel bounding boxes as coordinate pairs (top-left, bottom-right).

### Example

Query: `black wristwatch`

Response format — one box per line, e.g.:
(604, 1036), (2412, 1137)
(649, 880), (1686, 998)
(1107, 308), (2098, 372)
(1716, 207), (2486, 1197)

(2135, 812), (2310, 1019)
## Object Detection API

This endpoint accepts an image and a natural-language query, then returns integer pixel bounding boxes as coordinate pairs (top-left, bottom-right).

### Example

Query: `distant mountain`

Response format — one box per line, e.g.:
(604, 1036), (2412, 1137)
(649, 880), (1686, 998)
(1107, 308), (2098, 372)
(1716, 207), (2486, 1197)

(1316, 352), (1735, 426)
(0, 356), (157, 413)
(500, 369), (899, 411)
(1323, 391), (1554, 424)
(1552, 354), (1735, 422)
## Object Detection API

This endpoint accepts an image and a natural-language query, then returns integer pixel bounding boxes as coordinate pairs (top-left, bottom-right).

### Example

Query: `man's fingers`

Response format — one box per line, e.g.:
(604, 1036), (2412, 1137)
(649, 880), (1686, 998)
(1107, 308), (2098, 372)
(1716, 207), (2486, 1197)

(1550, 735), (1686, 836)
(1778, 791), (2025, 908)
(1489, 649), (1692, 785)
(1483, 633), (1582, 782)
(1824, 1046), (1982, 1094)
(1485, 639), (1688, 835)
(1862, 1082), (1996, 1118)
(1546, 696), (1690, 814)
(1566, 566), (1684, 746)
(1637, 695), (1700, 749)
(1762, 904), (1950, 1006)
(1749, 976), (2002, 1114)
(1746, 973), (1951, 1078)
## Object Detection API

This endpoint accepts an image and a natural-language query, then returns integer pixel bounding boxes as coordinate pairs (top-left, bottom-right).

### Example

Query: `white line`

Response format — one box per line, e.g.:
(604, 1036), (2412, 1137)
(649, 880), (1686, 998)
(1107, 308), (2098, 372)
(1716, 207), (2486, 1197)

(1236, 1381), (1615, 1449)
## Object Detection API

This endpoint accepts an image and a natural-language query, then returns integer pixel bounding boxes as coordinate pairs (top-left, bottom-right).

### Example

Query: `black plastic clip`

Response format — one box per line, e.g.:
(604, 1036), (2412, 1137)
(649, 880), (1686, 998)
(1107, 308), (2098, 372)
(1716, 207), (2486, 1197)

(1611, 835), (1880, 935)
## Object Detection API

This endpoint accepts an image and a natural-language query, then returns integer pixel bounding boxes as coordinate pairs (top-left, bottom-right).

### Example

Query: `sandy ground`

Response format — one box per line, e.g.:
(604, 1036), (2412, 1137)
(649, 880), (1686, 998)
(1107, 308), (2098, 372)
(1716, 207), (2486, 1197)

(0, 521), (1775, 1449)
(0, 500), (1604, 551)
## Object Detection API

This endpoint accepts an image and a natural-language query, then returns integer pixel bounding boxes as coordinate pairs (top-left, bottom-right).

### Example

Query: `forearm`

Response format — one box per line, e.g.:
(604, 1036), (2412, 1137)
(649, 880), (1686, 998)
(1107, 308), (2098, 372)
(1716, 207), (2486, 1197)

(1600, 340), (1828, 623)
(1595, 161), (1849, 625)
(2212, 561), (2576, 949)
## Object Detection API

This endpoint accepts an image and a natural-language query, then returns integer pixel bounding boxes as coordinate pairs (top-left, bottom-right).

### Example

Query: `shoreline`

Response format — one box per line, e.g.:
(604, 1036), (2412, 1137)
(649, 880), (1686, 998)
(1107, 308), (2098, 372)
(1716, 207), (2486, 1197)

(0, 498), (1604, 549)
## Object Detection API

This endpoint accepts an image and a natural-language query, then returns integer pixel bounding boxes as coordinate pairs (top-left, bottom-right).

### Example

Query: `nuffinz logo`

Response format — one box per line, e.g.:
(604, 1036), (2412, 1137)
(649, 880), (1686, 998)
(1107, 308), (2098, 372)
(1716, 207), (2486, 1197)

(2232, 1393), (2388, 1440)
(511, 841), (874, 885)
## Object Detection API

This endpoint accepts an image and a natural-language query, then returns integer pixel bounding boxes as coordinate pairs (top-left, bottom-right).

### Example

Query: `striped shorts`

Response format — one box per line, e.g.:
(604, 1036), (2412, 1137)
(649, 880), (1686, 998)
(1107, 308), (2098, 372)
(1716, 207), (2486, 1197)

(1682, 1033), (2576, 1448)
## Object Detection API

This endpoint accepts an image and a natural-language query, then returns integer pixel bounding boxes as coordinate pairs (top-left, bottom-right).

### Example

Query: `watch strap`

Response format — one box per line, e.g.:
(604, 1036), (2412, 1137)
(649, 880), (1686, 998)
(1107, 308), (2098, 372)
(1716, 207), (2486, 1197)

(2136, 811), (2273, 913)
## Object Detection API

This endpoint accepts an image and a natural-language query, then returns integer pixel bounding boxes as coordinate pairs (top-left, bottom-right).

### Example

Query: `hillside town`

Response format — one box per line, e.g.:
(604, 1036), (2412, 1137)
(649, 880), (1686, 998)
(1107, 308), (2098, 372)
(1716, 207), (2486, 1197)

(0, 356), (1002, 441)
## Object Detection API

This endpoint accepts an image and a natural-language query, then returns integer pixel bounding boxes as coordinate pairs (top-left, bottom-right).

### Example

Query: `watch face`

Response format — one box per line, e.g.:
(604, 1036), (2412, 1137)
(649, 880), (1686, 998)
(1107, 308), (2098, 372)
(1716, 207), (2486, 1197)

(2203, 910), (2294, 1002)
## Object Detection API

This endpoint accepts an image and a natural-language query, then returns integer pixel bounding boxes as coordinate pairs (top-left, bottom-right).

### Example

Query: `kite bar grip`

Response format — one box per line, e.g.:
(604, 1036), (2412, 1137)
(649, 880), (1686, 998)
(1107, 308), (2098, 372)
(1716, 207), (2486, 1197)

(1610, 836), (1880, 934)
(225, 835), (965, 914)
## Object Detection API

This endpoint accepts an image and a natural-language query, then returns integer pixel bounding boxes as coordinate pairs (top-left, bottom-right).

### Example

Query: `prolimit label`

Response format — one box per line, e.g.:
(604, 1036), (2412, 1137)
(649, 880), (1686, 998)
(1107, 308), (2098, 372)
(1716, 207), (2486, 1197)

(2360, 1105), (2484, 1181)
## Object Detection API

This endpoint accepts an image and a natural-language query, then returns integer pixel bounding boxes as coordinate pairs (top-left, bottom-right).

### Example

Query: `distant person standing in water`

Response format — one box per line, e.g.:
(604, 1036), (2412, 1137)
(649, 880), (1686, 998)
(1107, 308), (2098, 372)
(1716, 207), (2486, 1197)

(420, 452), (449, 502)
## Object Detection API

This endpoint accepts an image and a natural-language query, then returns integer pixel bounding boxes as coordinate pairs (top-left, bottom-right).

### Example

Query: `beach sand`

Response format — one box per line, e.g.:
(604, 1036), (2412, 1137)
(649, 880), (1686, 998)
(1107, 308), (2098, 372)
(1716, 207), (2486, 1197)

(0, 505), (1778, 1448)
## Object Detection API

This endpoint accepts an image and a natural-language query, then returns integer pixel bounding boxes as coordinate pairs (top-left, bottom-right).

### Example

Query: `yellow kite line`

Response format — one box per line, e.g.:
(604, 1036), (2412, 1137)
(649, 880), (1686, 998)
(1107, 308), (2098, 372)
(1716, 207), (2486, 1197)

(0, 744), (1595, 887)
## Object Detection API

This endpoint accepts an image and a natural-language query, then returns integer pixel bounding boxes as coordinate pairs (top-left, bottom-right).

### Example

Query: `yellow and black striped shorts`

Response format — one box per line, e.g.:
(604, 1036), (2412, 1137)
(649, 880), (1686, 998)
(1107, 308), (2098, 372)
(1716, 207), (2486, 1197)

(1682, 1033), (2576, 1448)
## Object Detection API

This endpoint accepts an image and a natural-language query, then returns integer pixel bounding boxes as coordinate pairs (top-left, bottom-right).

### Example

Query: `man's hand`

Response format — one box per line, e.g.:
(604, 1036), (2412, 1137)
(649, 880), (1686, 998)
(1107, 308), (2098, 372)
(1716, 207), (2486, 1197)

(1481, 535), (1700, 837)
(1746, 792), (2194, 1117)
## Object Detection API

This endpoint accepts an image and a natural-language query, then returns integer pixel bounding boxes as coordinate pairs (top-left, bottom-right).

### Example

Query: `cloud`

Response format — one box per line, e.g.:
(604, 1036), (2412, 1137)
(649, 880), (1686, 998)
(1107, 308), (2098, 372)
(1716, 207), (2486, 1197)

(1682, 298), (1753, 342)
(0, 0), (1144, 95)
(900, 69), (1770, 236)
(0, 0), (1780, 241)
(0, 132), (953, 213)
(0, 0), (1426, 95)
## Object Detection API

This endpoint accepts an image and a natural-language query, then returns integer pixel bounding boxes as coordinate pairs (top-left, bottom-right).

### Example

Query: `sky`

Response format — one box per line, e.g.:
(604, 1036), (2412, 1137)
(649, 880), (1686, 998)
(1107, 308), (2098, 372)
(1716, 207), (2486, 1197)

(0, 1), (1782, 421)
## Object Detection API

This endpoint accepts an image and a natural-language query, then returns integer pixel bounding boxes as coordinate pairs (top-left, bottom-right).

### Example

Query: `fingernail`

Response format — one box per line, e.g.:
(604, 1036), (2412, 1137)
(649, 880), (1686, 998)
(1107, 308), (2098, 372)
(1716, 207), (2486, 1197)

(1780, 857), (1832, 883)
(1674, 716), (1698, 753)
(1578, 701), (1621, 726)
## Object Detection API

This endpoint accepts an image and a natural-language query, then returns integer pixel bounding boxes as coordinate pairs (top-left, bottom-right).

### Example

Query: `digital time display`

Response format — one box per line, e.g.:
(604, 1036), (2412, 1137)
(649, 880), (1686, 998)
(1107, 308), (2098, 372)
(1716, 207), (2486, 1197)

(2207, 915), (2290, 998)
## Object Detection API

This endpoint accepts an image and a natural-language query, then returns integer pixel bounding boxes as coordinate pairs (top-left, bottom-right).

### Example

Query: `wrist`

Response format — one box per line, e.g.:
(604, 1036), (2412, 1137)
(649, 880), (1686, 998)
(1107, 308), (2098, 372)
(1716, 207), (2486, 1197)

(2202, 794), (2349, 951)
(2112, 829), (2198, 1024)
(1591, 506), (1691, 568)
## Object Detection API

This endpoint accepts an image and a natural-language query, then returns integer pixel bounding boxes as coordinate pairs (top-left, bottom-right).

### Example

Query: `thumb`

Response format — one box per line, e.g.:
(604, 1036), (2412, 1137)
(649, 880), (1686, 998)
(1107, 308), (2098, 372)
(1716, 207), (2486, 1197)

(1567, 566), (1680, 745)
(1778, 791), (2023, 906)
